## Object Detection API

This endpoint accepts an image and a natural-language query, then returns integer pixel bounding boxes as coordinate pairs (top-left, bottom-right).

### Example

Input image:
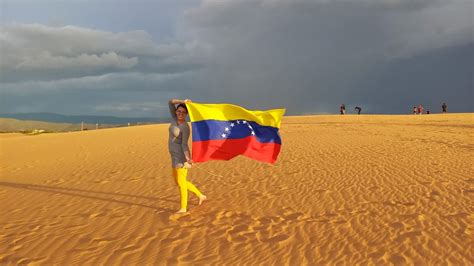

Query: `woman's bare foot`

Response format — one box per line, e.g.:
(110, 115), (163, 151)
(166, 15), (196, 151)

(198, 195), (207, 206)
(176, 208), (187, 214)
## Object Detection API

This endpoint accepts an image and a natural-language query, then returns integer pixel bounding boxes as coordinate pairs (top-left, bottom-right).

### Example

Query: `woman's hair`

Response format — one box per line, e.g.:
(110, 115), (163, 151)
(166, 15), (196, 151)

(176, 103), (188, 113)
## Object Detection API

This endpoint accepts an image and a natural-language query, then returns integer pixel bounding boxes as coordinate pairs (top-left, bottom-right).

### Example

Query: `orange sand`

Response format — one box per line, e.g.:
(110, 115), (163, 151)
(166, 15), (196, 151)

(1, 114), (473, 264)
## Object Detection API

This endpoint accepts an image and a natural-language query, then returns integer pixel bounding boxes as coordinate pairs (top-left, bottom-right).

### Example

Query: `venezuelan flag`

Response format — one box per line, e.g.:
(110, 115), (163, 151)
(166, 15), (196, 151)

(186, 103), (285, 164)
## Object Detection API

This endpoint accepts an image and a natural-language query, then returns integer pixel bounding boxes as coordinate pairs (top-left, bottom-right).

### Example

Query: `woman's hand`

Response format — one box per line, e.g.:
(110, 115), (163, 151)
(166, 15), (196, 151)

(170, 99), (191, 104)
(183, 159), (193, 169)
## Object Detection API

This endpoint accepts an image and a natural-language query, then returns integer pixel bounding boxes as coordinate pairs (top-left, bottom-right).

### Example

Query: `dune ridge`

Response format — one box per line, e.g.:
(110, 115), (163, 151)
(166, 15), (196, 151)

(1, 114), (473, 264)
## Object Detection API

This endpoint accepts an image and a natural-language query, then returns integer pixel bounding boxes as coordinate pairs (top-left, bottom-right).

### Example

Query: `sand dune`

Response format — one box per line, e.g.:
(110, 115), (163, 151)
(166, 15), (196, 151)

(1, 114), (473, 264)
(0, 118), (120, 133)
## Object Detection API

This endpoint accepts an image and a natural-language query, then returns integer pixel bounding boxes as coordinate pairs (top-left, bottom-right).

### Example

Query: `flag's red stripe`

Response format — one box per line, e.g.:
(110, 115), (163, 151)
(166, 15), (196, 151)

(192, 136), (281, 164)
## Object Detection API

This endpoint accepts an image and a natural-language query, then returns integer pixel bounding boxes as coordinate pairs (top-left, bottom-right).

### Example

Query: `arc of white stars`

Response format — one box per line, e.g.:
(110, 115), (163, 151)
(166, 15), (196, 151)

(220, 120), (257, 139)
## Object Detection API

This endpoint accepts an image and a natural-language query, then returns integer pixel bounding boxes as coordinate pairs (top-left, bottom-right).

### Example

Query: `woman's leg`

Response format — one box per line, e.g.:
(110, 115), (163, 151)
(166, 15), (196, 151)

(174, 168), (189, 211)
(185, 178), (206, 206)
(174, 168), (205, 212)
(185, 181), (202, 197)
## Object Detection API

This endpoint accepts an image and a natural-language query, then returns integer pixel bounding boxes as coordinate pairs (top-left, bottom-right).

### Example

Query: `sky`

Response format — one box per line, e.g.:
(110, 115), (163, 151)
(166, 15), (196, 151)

(1, 0), (473, 117)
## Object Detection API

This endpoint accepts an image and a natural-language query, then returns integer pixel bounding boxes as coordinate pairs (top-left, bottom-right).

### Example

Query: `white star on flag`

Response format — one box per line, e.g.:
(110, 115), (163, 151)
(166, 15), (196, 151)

(225, 127), (230, 131)
(221, 133), (227, 138)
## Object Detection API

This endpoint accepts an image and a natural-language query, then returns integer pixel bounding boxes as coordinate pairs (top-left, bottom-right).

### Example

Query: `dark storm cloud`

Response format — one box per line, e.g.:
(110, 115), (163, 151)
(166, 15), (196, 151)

(1, 0), (472, 116)
(0, 23), (208, 116)
(0, 23), (209, 83)
(181, 0), (473, 113)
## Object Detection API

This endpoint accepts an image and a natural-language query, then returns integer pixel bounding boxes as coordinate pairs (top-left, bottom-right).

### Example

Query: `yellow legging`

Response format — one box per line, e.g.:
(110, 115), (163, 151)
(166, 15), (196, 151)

(172, 168), (202, 210)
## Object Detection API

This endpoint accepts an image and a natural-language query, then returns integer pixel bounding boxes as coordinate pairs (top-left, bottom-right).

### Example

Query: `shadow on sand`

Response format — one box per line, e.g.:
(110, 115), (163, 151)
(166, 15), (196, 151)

(0, 181), (176, 213)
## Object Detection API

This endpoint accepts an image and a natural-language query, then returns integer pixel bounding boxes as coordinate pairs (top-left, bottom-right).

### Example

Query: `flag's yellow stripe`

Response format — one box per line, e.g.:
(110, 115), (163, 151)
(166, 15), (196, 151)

(186, 103), (285, 128)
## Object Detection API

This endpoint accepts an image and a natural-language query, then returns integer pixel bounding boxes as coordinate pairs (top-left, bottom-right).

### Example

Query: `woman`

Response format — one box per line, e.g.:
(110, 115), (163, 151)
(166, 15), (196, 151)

(168, 99), (206, 213)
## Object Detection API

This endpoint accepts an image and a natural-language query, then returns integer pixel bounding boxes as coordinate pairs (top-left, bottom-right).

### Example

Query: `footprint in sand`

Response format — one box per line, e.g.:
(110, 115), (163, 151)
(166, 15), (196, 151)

(169, 212), (190, 221)
(283, 212), (305, 221)
(93, 179), (110, 184)
(226, 223), (255, 243)
(128, 177), (142, 182)
(44, 179), (65, 185)
(121, 177), (141, 182)
(368, 251), (385, 259)
(462, 189), (474, 195)
(92, 237), (118, 245)
(389, 222), (404, 229)
(113, 244), (142, 255)
(247, 191), (263, 199)
(30, 225), (43, 231)
(314, 189), (329, 193)
(388, 254), (407, 264)
(16, 257), (47, 265)
(256, 232), (290, 243)
(11, 244), (23, 251)
(89, 212), (106, 218)
(65, 223), (89, 230)
(394, 230), (422, 243)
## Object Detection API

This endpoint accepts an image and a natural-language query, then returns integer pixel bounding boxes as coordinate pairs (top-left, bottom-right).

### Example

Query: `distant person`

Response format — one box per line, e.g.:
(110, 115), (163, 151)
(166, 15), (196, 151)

(340, 104), (346, 115)
(426, 108), (430, 114)
(442, 102), (448, 113)
(417, 104), (423, 115)
(413, 106), (417, 114)
(168, 98), (207, 213)
(355, 106), (362, 114)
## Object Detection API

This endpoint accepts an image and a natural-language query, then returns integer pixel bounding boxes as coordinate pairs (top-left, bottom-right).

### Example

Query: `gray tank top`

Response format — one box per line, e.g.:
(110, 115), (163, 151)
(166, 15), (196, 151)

(168, 101), (190, 168)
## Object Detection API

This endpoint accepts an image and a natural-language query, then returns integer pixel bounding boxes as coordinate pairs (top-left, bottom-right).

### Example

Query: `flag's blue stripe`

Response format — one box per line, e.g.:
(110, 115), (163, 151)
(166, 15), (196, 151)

(192, 119), (281, 144)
